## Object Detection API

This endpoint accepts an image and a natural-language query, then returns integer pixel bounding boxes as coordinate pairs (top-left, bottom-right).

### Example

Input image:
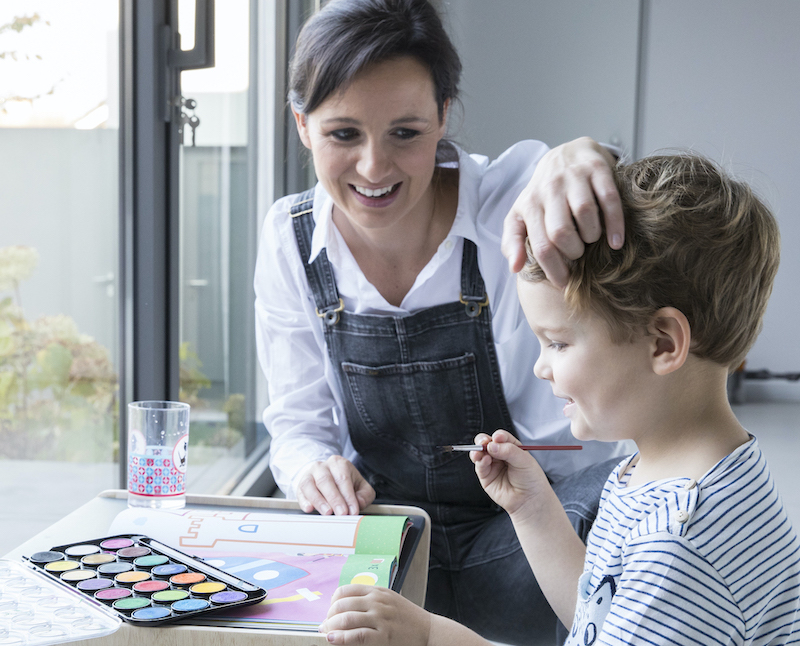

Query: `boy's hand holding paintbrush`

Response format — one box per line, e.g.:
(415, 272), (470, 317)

(471, 430), (587, 625)
(469, 431), (556, 519)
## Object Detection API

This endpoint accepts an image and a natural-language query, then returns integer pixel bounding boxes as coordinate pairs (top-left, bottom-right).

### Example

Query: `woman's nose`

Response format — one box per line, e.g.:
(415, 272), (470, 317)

(356, 139), (392, 182)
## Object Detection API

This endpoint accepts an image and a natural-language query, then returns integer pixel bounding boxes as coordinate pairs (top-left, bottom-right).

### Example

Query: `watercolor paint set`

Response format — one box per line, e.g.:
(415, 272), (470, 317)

(1, 533), (267, 643)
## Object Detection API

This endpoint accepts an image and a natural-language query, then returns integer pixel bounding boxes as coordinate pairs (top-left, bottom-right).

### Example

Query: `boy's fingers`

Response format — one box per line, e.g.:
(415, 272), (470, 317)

(490, 429), (520, 445)
(472, 432), (492, 446)
(487, 439), (532, 468)
(329, 584), (372, 607)
(323, 628), (373, 645)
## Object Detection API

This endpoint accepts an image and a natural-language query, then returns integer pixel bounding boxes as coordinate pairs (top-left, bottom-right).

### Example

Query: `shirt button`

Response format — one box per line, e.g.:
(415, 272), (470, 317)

(684, 479), (697, 490)
(444, 239), (454, 250)
(676, 510), (690, 523)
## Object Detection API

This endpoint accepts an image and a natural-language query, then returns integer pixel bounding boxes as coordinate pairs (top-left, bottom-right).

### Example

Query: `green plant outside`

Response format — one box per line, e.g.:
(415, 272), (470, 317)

(0, 245), (245, 463)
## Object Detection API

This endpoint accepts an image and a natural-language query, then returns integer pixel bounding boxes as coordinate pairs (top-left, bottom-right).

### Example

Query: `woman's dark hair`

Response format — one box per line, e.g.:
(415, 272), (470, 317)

(288, 0), (462, 120)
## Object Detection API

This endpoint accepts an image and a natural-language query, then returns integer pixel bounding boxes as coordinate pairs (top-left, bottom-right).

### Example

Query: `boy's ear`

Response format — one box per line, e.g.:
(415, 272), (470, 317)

(647, 307), (691, 375)
(291, 106), (312, 149)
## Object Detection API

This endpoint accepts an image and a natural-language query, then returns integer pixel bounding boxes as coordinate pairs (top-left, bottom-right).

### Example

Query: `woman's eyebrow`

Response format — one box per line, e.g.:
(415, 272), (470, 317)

(319, 115), (431, 127)
(391, 115), (430, 125)
(320, 117), (360, 126)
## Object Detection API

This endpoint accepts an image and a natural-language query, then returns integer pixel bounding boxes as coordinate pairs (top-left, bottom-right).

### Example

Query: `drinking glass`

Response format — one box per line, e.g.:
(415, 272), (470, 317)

(127, 401), (190, 509)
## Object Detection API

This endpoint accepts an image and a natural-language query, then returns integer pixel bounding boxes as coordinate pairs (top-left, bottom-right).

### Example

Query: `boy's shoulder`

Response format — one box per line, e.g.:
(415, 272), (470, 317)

(586, 438), (800, 643)
(612, 438), (783, 543)
(593, 437), (800, 597)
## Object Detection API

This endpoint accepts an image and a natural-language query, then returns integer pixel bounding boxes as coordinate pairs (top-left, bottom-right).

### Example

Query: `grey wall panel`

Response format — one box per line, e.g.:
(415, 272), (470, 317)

(638, 0), (800, 401)
(442, 0), (641, 159)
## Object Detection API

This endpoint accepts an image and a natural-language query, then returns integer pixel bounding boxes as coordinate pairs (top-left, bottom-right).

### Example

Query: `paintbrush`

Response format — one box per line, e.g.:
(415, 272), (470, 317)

(439, 444), (582, 452)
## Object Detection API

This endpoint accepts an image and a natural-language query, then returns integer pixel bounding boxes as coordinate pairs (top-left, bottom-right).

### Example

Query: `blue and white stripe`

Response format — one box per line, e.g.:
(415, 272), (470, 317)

(566, 437), (800, 646)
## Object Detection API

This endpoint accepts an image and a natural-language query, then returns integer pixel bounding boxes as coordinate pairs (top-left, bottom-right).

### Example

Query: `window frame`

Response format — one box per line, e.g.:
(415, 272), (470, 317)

(118, 0), (304, 493)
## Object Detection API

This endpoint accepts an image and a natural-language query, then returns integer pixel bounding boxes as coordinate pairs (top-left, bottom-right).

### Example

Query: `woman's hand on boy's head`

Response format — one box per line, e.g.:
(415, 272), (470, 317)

(471, 430), (550, 518)
(320, 585), (431, 646)
(295, 456), (375, 516)
(502, 136), (624, 288)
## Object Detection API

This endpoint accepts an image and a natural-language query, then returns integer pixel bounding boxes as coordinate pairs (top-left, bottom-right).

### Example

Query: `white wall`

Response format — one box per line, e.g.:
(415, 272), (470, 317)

(443, 0), (800, 402)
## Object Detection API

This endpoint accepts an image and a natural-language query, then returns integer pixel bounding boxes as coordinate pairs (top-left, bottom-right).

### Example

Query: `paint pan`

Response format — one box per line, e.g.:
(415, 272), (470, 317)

(27, 551), (63, 566)
(59, 569), (97, 584)
(132, 554), (168, 570)
(151, 589), (189, 605)
(64, 544), (101, 558)
(94, 587), (132, 603)
(115, 546), (150, 561)
(172, 598), (210, 613)
(19, 533), (267, 627)
(151, 563), (187, 579)
(188, 581), (226, 597)
(131, 579), (169, 596)
(81, 553), (116, 568)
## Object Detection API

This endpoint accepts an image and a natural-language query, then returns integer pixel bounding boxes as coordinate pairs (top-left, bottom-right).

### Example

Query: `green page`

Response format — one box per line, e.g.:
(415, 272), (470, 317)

(338, 515), (410, 587)
(354, 515), (409, 558)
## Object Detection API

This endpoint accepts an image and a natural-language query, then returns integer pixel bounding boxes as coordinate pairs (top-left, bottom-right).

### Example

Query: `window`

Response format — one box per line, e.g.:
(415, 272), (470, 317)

(0, 0), (307, 556)
(0, 1), (120, 552)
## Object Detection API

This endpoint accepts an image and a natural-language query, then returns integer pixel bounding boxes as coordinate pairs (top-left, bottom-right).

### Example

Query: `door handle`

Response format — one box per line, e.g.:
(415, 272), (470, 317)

(169, 0), (215, 72)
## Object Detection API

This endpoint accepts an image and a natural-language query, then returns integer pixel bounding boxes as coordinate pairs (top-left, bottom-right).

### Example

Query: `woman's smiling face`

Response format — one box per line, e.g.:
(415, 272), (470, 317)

(293, 56), (447, 237)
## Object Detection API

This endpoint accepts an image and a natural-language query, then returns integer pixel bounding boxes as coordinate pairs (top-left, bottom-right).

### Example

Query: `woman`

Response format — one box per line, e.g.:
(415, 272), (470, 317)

(255, 0), (625, 642)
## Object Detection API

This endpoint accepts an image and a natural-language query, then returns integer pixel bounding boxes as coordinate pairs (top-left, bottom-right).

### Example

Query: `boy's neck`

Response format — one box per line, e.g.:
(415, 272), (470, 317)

(626, 359), (750, 487)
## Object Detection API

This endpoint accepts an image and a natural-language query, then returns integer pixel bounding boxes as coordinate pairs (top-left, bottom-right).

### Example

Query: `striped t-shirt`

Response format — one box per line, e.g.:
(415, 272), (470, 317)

(565, 437), (800, 646)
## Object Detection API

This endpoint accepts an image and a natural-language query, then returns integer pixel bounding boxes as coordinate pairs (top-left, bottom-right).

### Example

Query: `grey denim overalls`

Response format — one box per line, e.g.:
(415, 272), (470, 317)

(291, 190), (563, 644)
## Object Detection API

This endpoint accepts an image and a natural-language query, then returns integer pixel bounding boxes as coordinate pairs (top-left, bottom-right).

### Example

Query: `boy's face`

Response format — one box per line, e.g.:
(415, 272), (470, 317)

(517, 278), (655, 443)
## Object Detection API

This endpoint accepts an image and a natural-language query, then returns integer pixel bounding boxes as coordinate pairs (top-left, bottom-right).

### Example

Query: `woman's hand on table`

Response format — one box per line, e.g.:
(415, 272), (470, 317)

(502, 136), (624, 288)
(295, 455), (375, 516)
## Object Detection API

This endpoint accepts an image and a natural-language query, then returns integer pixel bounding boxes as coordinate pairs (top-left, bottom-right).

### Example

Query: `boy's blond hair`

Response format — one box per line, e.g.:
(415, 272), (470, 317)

(522, 153), (781, 369)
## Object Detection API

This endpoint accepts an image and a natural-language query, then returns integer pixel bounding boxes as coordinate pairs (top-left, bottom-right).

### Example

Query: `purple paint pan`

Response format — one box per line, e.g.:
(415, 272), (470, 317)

(99, 538), (134, 551)
(76, 578), (114, 592)
(95, 587), (132, 603)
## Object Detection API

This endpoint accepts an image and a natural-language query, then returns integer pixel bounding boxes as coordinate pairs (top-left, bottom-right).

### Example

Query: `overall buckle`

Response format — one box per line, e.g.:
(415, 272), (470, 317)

(459, 293), (489, 318)
(316, 298), (345, 325)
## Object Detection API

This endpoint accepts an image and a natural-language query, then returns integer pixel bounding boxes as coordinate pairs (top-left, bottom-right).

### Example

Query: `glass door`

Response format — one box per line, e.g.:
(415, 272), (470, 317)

(176, 0), (273, 494)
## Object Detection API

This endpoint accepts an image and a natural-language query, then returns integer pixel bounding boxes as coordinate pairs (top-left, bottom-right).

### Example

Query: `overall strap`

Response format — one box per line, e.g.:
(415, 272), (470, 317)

(459, 239), (489, 318)
(290, 190), (344, 325)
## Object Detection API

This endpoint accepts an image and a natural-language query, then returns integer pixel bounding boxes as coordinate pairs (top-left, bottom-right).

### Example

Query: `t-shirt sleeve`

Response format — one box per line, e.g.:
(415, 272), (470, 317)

(594, 535), (744, 646)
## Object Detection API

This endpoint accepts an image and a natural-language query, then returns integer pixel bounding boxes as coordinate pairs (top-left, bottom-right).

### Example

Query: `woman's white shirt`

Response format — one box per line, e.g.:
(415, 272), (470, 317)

(255, 140), (628, 497)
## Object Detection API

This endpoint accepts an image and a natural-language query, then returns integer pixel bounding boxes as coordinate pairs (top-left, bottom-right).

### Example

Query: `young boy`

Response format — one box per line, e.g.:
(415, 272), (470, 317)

(319, 153), (800, 646)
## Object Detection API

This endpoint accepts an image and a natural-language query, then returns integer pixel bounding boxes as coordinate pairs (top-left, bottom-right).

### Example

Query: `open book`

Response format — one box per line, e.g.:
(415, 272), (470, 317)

(109, 507), (419, 631)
